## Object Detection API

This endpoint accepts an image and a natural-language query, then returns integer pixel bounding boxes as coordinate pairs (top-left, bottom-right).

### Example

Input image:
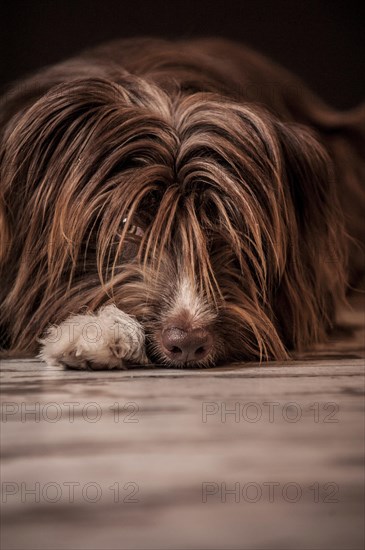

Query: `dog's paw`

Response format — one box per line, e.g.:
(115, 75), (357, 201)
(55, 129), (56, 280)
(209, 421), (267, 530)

(39, 305), (148, 369)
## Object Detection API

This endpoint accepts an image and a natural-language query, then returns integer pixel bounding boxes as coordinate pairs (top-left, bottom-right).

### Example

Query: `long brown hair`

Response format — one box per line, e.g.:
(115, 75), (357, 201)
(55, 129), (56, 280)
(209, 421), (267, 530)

(1, 38), (363, 363)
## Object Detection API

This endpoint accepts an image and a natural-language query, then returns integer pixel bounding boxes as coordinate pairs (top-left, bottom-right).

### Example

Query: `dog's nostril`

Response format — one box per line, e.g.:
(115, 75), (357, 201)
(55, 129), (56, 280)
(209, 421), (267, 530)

(161, 327), (213, 363)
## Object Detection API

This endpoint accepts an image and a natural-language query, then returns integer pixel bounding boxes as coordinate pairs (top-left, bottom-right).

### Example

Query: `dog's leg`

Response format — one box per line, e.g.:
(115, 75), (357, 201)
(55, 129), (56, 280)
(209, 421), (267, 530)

(39, 305), (148, 369)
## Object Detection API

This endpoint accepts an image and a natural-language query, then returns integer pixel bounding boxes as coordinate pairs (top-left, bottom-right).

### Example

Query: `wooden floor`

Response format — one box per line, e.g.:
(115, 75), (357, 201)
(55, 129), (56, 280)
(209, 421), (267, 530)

(1, 304), (364, 549)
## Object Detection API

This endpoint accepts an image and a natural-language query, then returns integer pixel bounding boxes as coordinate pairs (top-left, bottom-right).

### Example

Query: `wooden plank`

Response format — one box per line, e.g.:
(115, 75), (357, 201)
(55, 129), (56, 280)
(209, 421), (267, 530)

(1, 306), (364, 549)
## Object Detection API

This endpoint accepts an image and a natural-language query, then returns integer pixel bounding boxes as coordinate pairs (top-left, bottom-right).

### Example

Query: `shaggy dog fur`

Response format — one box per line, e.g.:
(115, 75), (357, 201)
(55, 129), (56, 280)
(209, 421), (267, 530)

(0, 37), (364, 368)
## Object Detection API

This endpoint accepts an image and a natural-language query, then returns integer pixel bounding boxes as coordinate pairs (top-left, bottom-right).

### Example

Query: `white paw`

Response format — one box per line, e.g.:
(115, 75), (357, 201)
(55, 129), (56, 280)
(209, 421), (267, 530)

(39, 305), (148, 369)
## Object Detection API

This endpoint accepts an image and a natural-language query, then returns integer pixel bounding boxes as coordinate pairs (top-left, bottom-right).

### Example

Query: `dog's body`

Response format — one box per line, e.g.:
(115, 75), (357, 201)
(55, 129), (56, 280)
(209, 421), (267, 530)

(0, 38), (364, 368)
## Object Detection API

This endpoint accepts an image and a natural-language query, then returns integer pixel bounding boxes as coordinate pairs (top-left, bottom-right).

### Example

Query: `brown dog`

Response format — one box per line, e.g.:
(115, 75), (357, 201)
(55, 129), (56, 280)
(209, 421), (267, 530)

(0, 38), (364, 368)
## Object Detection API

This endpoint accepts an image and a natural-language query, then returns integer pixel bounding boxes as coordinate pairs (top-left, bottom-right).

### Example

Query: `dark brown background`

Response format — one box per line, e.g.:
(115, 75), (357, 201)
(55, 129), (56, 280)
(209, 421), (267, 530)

(1, 0), (364, 109)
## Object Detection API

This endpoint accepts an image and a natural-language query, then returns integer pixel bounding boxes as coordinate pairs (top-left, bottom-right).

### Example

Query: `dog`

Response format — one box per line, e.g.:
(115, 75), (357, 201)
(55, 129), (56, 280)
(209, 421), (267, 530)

(0, 37), (364, 369)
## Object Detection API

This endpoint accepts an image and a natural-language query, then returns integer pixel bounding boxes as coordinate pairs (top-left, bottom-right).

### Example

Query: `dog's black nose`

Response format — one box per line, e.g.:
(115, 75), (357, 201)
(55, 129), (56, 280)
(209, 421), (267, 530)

(161, 327), (213, 363)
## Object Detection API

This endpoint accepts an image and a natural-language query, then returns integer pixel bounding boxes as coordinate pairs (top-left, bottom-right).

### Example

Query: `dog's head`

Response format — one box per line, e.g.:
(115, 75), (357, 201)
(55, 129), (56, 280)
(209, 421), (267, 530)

(1, 75), (346, 365)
